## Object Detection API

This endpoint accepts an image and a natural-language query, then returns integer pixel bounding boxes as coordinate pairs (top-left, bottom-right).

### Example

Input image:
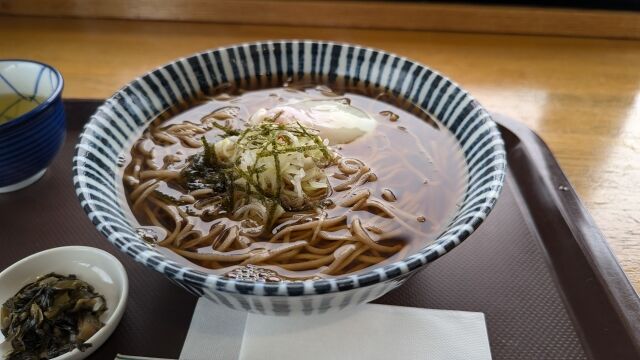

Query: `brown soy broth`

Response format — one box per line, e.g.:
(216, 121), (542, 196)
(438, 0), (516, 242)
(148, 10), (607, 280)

(121, 84), (468, 279)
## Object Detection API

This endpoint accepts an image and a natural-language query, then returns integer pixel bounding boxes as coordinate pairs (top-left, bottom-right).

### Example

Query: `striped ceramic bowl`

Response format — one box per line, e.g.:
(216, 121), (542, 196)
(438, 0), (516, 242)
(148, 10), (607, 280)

(73, 41), (506, 315)
(0, 60), (65, 193)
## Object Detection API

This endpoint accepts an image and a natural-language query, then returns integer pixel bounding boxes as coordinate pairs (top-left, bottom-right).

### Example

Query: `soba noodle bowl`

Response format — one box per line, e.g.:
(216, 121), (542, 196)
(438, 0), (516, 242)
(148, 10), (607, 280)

(121, 83), (468, 281)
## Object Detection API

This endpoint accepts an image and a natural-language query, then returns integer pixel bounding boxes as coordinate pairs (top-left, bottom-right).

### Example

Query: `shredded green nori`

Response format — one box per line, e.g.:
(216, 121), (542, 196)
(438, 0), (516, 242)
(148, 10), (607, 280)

(210, 122), (240, 137)
(296, 121), (332, 162)
(181, 153), (229, 193)
(1, 273), (107, 360)
(180, 121), (333, 223)
(201, 136), (212, 166)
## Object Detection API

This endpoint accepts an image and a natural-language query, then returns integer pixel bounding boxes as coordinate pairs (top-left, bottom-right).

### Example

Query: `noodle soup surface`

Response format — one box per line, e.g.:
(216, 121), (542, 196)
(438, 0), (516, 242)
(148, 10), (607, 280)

(121, 84), (468, 280)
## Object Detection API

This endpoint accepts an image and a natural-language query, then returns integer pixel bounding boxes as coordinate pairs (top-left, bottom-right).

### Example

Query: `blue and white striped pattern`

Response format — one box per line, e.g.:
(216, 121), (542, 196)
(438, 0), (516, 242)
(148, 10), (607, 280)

(73, 41), (506, 315)
(0, 60), (65, 192)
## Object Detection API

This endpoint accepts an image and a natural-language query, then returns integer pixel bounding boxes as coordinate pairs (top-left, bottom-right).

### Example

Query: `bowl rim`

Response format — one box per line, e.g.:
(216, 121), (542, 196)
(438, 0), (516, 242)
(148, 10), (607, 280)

(73, 40), (507, 297)
(0, 59), (64, 131)
(0, 246), (129, 359)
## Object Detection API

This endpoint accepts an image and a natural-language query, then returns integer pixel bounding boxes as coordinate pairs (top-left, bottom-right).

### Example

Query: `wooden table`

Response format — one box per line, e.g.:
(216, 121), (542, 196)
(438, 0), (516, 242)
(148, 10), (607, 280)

(2, 16), (639, 292)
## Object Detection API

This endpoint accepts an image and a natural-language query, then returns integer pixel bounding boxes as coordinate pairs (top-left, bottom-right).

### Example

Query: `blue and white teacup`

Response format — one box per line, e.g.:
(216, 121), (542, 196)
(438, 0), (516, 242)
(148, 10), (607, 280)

(0, 60), (65, 193)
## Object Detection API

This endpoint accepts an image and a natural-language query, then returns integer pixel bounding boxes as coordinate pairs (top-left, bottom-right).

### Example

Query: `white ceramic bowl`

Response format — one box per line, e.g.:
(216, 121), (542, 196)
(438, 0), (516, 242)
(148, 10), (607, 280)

(0, 246), (128, 360)
(74, 41), (507, 315)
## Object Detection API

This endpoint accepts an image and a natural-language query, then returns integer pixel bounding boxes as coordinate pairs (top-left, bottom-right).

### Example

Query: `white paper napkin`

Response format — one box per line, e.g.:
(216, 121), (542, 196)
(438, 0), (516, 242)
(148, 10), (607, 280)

(179, 298), (492, 360)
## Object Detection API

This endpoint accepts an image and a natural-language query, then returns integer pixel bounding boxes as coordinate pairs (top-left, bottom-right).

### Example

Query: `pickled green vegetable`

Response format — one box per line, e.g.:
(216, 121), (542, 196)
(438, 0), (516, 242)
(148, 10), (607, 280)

(1, 273), (106, 360)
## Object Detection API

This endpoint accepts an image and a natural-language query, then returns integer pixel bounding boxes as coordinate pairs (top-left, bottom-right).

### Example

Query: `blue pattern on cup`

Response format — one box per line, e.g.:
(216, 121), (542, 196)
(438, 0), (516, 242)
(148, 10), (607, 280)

(0, 60), (65, 192)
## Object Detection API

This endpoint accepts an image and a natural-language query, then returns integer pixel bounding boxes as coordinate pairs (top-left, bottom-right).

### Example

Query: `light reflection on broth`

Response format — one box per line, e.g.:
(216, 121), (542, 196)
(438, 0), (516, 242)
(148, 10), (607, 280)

(120, 83), (468, 281)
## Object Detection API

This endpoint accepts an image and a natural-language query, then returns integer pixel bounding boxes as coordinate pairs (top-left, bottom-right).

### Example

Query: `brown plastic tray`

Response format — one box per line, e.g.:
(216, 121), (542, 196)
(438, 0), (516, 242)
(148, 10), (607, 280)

(1, 100), (639, 360)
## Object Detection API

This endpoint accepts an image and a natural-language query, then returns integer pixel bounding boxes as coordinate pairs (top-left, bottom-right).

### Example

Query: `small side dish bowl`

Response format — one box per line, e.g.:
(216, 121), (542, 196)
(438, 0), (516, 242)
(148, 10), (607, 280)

(74, 40), (506, 315)
(0, 246), (128, 360)
(0, 60), (65, 193)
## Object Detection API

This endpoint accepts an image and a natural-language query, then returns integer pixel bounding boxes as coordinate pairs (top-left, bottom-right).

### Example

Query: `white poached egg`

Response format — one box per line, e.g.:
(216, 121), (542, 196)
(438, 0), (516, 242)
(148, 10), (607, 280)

(249, 99), (376, 144)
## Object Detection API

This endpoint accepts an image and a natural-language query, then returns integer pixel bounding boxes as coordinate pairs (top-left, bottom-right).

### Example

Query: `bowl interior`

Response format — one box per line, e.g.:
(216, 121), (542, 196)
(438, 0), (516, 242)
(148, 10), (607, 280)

(74, 41), (506, 296)
(0, 246), (128, 359)
(0, 60), (62, 124)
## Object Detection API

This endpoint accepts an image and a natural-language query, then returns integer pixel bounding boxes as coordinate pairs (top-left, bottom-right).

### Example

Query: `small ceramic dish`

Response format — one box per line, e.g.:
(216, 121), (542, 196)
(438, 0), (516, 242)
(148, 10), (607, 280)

(0, 60), (65, 193)
(0, 246), (128, 360)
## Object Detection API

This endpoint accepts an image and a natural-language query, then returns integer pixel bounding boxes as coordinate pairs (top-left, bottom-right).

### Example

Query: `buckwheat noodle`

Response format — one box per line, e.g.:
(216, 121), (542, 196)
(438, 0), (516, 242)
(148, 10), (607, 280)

(122, 84), (467, 280)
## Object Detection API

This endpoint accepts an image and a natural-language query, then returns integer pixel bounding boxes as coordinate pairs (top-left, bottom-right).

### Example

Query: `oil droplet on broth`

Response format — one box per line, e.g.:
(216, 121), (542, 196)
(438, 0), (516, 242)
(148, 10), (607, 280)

(379, 110), (399, 122)
(381, 188), (397, 202)
(225, 265), (283, 282)
(116, 154), (127, 167)
(136, 226), (165, 244)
